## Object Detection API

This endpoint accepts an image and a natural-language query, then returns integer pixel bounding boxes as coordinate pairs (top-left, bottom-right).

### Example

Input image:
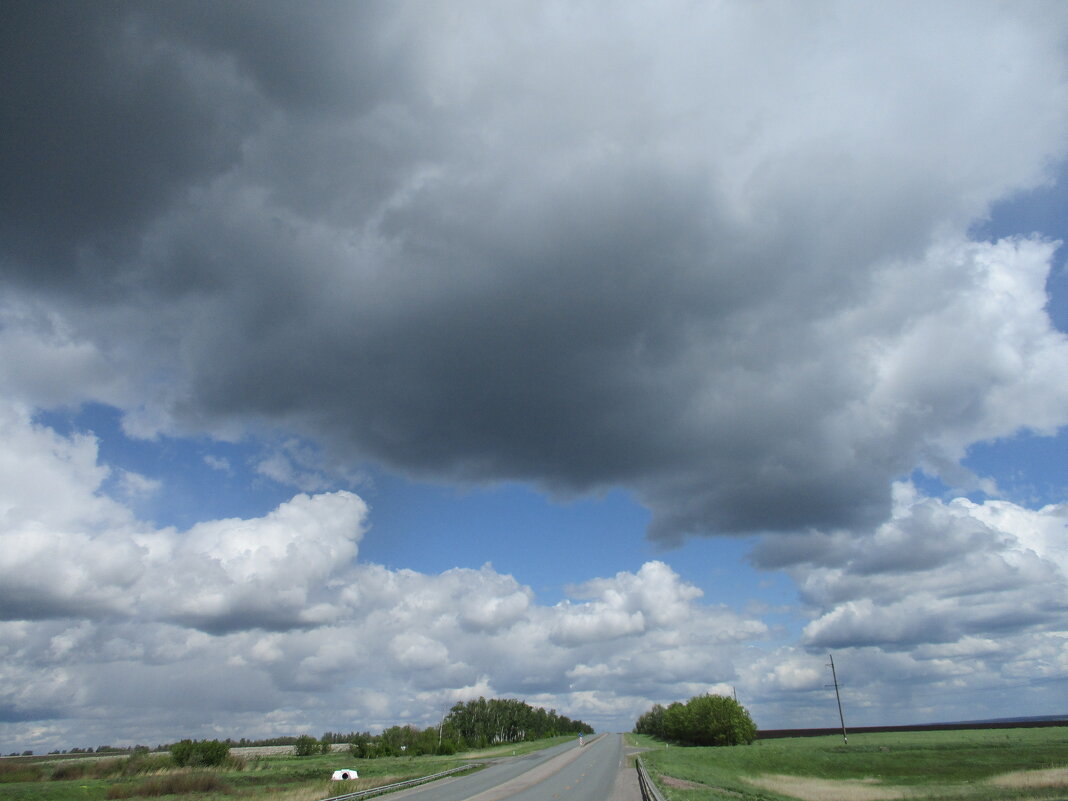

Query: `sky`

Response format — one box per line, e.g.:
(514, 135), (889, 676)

(2, 0), (1068, 753)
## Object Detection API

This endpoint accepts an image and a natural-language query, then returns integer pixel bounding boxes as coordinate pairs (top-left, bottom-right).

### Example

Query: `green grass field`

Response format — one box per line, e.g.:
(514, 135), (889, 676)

(631, 727), (1068, 801)
(0, 736), (574, 801)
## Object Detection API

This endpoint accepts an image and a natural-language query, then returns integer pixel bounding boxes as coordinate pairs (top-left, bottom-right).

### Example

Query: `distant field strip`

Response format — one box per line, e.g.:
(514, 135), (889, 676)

(230, 744), (352, 756)
(758, 719), (1068, 739)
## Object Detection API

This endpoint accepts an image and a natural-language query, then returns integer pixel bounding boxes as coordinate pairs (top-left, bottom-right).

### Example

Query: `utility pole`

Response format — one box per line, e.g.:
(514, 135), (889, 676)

(827, 653), (848, 744)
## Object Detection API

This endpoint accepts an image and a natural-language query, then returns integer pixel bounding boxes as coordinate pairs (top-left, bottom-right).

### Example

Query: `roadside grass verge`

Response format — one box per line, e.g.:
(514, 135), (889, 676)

(638, 727), (1068, 801)
(628, 732), (666, 749)
(0, 734), (572, 801)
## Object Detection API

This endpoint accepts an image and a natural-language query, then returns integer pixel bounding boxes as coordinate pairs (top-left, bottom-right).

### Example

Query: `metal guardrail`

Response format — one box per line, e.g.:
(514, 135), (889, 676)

(636, 756), (667, 801)
(315, 763), (478, 801)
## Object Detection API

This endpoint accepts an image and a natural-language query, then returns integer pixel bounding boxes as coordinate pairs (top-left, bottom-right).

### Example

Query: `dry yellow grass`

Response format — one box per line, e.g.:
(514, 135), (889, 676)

(742, 766), (1068, 800)
(988, 767), (1068, 789)
(743, 774), (909, 801)
(247, 788), (328, 801)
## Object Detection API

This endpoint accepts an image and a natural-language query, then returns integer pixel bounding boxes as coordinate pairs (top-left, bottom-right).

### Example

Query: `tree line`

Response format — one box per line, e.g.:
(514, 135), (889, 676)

(444, 697), (593, 748)
(282, 697), (594, 758)
(634, 693), (757, 746)
(342, 697), (594, 758)
(84, 697), (593, 762)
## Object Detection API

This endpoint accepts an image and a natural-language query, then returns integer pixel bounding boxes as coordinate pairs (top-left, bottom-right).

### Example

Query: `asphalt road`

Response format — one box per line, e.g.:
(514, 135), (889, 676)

(385, 734), (640, 801)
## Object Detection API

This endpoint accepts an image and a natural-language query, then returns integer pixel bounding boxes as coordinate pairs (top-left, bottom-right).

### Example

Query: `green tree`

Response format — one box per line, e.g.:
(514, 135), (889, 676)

(444, 697), (594, 749)
(638, 694), (756, 746)
(661, 701), (690, 742)
(348, 733), (377, 758)
(293, 735), (320, 756)
(634, 703), (666, 738)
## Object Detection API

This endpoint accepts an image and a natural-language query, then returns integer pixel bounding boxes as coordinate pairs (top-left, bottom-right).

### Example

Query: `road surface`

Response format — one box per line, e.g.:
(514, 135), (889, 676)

(385, 734), (641, 801)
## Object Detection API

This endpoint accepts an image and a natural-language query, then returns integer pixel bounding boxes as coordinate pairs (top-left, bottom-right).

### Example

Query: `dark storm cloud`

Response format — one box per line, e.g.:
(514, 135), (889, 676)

(167, 605), (327, 636)
(4, 1), (1068, 539)
(0, 704), (63, 724)
(0, 590), (106, 623)
(153, 0), (412, 113)
(0, 3), (259, 284)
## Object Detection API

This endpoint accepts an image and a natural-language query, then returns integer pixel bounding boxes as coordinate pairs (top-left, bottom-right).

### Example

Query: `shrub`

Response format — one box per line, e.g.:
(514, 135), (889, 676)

(639, 694), (757, 746)
(170, 739), (230, 767)
(0, 761), (44, 783)
(293, 734), (324, 756)
(105, 771), (228, 799)
(437, 739), (458, 755)
(124, 752), (174, 774)
(63, 754), (173, 780)
(349, 736), (372, 759)
(90, 758), (130, 778)
(50, 762), (88, 780)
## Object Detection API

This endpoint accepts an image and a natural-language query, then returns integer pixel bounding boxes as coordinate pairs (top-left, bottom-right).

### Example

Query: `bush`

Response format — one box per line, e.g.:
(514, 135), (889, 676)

(59, 753), (175, 780)
(437, 739), (458, 755)
(89, 758), (128, 778)
(349, 735), (374, 759)
(0, 761), (44, 783)
(639, 694), (757, 746)
(50, 762), (88, 780)
(170, 739), (230, 767)
(124, 752), (174, 775)
(105, 772), (228, 799)
(293, 734), (322, 756)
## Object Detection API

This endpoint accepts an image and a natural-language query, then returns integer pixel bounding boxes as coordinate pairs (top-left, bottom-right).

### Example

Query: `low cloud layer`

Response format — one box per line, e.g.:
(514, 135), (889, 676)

(0, 403), (770, 745)
(4, 2), (1068, 538)
(748, 483), (1068, 726)
(753, 483), (1068, 651)
(1, 407), (1066, 749)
